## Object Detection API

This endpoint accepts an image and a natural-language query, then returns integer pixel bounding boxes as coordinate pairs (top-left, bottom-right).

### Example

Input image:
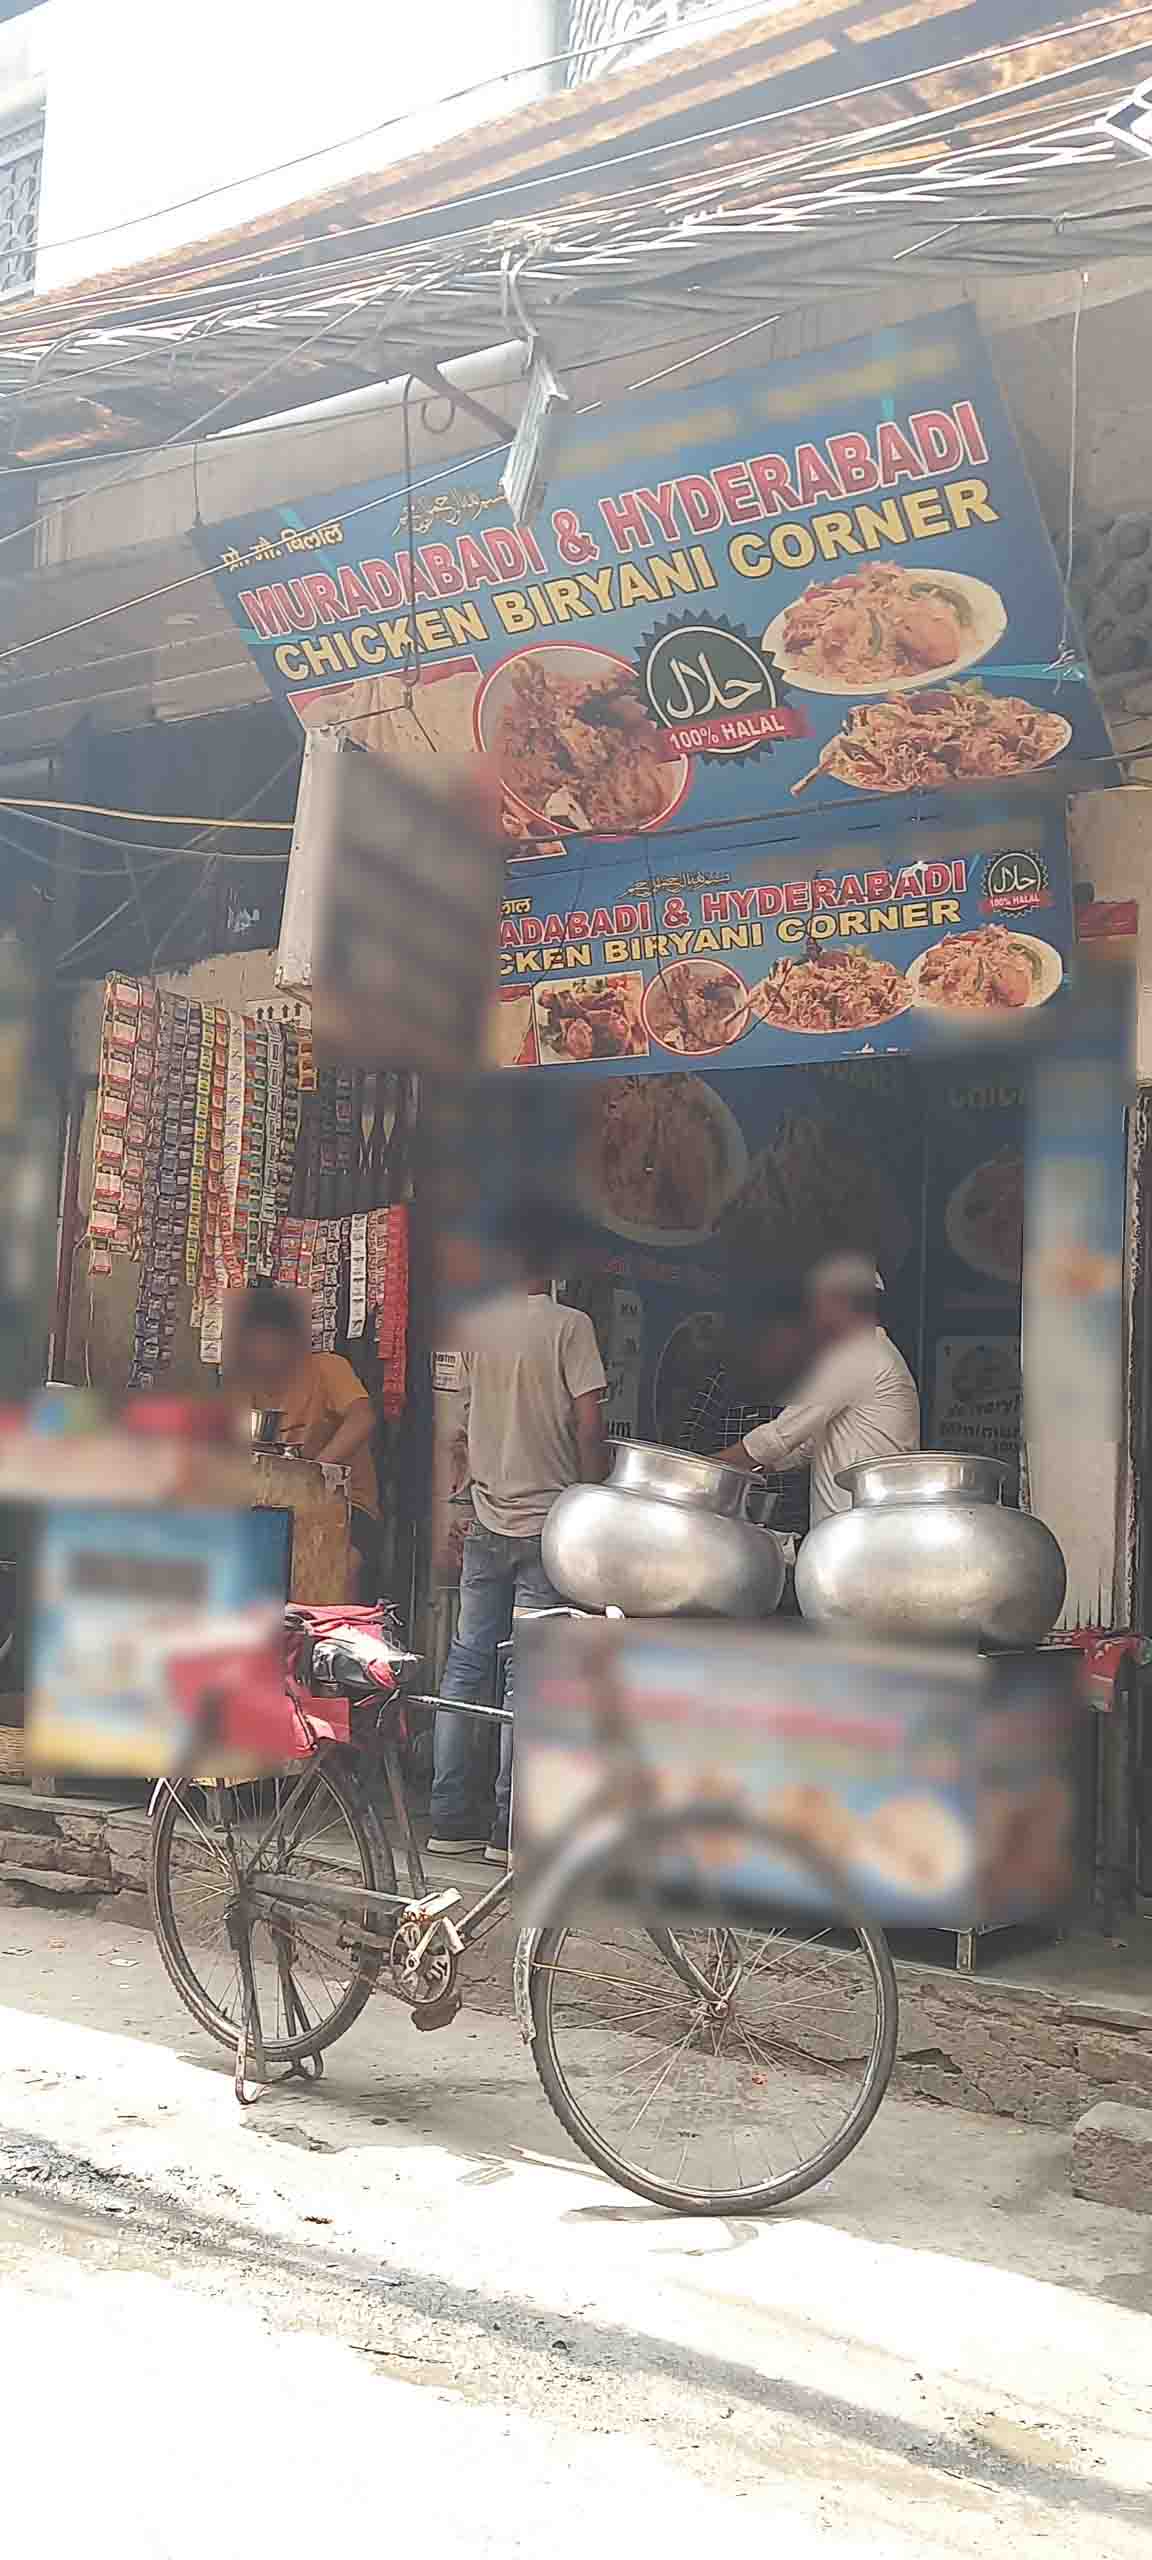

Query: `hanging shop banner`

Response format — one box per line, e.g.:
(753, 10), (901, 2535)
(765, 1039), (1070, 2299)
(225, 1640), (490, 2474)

(488, 811), (1075, 1074)
(201, 310), (1114, 840)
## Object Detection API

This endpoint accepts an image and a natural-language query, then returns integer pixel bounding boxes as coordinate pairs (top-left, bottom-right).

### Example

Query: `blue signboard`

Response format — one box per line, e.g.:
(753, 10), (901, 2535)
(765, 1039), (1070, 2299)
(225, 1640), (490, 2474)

(490, 805), (1074, 1073)
(202, 308), (1114, 855)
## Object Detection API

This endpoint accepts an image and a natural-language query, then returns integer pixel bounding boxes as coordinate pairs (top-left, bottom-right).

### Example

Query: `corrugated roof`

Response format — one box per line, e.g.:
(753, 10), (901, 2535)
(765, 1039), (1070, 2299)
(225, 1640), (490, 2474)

(10, 0), (1042, 320)
(0, 4), (1150, 462)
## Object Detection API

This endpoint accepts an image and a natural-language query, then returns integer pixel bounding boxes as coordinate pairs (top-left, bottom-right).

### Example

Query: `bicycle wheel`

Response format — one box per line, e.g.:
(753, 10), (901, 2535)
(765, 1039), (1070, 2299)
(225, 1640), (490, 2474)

(150, 1750), (393, 2062)
(526, 1806), (898, 2215)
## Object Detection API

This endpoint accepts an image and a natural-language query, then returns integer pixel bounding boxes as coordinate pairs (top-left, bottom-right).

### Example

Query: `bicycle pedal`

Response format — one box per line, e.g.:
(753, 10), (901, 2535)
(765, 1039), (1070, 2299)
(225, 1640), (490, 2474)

(405, 1888), (461, 1918)
(411, 1989), (463, 2032)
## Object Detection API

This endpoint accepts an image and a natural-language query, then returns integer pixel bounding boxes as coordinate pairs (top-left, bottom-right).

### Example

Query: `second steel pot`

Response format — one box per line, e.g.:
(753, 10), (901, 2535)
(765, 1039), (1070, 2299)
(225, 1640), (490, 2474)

(794, 1452), (1067, 1650)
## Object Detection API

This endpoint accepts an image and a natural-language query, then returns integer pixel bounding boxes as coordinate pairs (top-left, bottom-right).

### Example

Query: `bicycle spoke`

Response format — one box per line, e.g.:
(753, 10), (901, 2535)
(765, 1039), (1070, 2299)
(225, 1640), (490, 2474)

(532, 1815), (895, 2209)
(163, 1789), (236, 1871)
(155, 1767), (384, 2059)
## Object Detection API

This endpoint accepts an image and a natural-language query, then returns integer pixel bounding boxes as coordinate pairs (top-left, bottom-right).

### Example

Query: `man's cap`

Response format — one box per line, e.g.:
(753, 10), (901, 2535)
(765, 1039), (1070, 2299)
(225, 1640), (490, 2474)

(807, 1252), (885, 1296)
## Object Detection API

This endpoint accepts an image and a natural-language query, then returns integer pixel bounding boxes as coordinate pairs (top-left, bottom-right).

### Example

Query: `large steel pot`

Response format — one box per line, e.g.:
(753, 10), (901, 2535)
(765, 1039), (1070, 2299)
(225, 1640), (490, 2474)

(794, 1452), (1066, 1649)
(542, 1442), (786, 1619)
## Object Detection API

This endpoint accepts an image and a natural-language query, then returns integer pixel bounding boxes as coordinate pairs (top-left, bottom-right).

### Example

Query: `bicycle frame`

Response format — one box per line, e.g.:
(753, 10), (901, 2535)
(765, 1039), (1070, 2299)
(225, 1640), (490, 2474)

(149, 1620), (902, 2207)
(152, 1696), (517, 1970)
(152, 1619), (760, 2094)
(242, 1808), (515, 1959)
(221, 1622), (649, 1951)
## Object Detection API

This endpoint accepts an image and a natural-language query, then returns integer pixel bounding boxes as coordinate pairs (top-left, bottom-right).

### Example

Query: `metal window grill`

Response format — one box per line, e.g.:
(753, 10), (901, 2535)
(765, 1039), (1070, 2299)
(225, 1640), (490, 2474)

(563, 0), (760, 86)
(0, 111), (42, 299)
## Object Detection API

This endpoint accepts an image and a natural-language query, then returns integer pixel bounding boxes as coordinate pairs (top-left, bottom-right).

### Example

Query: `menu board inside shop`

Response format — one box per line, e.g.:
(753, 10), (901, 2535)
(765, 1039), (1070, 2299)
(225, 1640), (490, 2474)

(202, 309), (1116, 846)
(490, 811), (1074, 1074)
(922, 1069), (1025, 1489)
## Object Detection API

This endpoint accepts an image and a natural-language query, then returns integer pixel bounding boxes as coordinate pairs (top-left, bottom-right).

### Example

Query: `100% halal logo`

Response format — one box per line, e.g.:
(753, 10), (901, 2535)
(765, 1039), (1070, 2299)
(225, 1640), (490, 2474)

(640, 617), (808, 760)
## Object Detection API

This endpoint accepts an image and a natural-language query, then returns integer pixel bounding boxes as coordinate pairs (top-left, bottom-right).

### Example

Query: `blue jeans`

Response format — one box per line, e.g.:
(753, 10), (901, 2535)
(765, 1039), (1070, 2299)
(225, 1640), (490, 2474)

(431, 1522), (561, 1838)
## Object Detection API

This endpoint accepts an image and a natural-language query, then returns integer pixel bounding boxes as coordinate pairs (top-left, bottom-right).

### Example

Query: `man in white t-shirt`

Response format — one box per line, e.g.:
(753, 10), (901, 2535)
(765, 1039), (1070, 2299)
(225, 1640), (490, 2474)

(429, 1211), (607, 1863)
(716, 1254), (920, 1525)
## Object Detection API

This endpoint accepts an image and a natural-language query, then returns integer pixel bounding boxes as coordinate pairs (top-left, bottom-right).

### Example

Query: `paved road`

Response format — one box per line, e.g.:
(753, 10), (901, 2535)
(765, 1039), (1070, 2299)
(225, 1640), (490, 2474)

(1, 1900), (1150, 2557)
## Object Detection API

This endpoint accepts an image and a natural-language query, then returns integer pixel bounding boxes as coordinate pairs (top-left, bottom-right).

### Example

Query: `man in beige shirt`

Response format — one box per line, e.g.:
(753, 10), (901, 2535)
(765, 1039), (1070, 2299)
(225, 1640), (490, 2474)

(430, 1216), (607, 1862)
(716, 1254), (919, 1521)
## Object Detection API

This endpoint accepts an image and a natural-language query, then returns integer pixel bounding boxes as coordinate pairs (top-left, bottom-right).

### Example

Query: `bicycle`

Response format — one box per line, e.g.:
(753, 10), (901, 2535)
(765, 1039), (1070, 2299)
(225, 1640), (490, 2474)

(149, 1616), (898, 2217)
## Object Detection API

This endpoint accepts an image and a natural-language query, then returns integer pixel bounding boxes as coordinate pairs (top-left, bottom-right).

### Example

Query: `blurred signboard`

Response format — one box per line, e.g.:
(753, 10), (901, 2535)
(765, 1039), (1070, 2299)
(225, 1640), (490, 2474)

(516, 1616), (1088, 1931)
(279, 730), (505, 1074)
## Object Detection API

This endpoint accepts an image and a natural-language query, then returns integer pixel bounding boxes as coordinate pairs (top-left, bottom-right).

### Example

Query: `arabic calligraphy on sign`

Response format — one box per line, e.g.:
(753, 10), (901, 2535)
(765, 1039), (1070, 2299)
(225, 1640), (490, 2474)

(665, 649), (765, 719)
(395, 487), (511, 538)
(980, 849), (1052, 916)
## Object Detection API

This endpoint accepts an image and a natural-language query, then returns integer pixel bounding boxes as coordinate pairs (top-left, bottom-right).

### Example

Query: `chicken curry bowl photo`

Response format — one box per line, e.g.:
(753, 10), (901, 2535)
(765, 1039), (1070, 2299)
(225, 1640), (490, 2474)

(476, 644), (690, 836)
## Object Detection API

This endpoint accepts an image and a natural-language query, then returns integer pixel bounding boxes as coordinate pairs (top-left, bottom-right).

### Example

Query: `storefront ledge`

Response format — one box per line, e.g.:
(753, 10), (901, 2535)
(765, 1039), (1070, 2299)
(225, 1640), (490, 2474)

(0, 1821), (114, 1887)
(1071, 2102), (1152, 2213)
(1, 1782), (1150, 2130)
(883, 1955), (1152, 2128)
(0, 1866), (118, 1898)
(0, 1788), (123, 1901)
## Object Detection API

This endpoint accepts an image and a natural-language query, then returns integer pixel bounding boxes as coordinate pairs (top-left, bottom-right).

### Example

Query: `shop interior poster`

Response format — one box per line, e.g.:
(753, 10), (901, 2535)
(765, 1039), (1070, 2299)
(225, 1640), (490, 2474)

(206, 308), (1114, 843)
(465, 1055), (1032, 1472)
(551, 1058), (927, 1445)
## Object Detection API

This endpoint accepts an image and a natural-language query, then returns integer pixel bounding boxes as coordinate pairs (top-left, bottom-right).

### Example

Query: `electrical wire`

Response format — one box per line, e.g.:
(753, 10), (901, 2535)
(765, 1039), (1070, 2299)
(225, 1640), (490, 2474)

(49, 747), (302, 971)
(0, 261), (429, 574)
(2, 10), (1144, 481)
(40, 742), (1152, 974)
(0, 303), (790, 715)
(0, 801), (249, 862)
(1, 725), (1146, 862)
(46, 758), (1152, 976)
(0, 618), (266, 694)
(3, 183), (1136, 544)
(0, 41), (1140, 770)
(0, 227), (914, 678)
(0, 422), (514, 666)
(0, 795), (292, 827)
(144, 862), (221, 969)
(21, 5), (1149, 305)
(0, 314), (779, 482)
(1056, 270), (1089, 668)
(0, 114), (1131, 703)
(0, 831), (189, 877)
(53, 896), (139, 970)
(32, 0), (775, 259)
(0, 803), (293, 869)
(0, 658), (260, 731)
(5, 88), (1124, 444)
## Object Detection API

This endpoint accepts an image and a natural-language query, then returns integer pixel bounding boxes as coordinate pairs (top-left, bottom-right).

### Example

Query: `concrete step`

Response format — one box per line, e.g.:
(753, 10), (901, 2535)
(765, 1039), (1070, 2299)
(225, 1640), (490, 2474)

(0, 1865), (118, 1900)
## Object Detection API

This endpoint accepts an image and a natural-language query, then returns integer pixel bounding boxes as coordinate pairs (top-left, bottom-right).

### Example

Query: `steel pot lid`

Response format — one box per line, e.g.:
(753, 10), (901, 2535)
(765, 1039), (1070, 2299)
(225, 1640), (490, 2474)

(835, 1452), (1007, 1509)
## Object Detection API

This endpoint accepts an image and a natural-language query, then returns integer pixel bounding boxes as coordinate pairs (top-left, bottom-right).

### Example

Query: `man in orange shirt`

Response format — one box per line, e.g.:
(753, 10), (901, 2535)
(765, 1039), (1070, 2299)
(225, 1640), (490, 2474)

(228, 1289), (382, 1595)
